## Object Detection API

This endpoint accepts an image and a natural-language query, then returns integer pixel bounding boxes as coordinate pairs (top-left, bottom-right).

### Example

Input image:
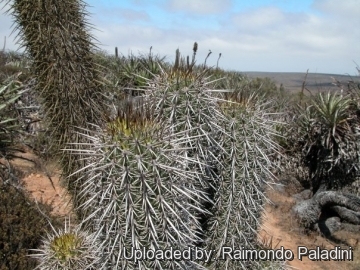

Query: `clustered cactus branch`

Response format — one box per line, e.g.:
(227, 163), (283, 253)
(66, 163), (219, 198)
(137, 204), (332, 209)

(70, 107), (207, 269)
(204, 96), (281, 269)
(2, 1), (286, 269)
(63, 49), (284, 269)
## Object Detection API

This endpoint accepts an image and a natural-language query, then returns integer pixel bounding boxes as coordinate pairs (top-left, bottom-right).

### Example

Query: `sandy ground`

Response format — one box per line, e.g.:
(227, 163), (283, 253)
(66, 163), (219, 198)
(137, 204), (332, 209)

(258, 191), (325, 270)
(258, 189), (359, 270)
(5, 147), (359, 270)
(4, 148), (73, 217)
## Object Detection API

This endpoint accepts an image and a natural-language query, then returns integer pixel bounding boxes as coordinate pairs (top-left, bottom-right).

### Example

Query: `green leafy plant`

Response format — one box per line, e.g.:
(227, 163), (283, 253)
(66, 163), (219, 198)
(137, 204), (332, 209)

(0, 72), (23, 151)
(296, 92), (360, 192)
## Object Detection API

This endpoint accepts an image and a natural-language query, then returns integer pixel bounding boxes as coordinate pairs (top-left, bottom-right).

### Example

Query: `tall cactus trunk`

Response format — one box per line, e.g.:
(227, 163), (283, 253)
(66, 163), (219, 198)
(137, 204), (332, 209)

(3, 0), (109, 212)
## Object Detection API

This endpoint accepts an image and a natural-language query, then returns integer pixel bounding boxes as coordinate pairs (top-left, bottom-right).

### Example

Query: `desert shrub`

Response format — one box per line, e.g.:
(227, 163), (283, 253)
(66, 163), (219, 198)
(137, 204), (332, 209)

(96, 47), (191, 102)
(0, 51), (32, 81)
(0, 48), (58, 270)
(0, 73), (24, 153)
(292, 91), (360, 192)
(0, 169), (55, 270)
(249, 77), (280, 96)
(344, 74), (360, 109)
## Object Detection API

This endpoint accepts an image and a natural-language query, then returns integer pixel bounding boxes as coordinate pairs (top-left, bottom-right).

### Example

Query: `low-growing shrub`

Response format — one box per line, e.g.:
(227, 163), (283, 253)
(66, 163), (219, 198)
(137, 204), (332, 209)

(0, 167), (56, 270)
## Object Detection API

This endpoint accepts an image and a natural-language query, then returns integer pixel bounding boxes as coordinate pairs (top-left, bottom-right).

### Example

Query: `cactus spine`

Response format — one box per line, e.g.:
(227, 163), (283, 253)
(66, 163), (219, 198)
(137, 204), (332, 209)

(71, 100), (207, 269)
(2, 3), (286, 263)
(145, 49), (229, 244)
(71, 48), (285, 269)
(3, 0), (108, 203)
(203, 94), (282, 269)
(30, 219), (100, 270)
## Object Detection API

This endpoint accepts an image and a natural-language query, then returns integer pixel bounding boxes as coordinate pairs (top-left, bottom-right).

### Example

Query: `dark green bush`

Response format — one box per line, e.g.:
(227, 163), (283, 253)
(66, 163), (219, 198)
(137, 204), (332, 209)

(0, 168), (55, 270)
(289, 92), (360, 193)
(249, 77), (279, 95)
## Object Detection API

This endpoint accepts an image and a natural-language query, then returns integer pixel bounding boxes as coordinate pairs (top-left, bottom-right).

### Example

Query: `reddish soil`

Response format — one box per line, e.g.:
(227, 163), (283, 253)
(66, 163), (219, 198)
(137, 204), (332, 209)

(4, 148), (73, 218)
(5, 146), (360, 270)
(22, 172), (72, 217)
(259, 189), (360, 270)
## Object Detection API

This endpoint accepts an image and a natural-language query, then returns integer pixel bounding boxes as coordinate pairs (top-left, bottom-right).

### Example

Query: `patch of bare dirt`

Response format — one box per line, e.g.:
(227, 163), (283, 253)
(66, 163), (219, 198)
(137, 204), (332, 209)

(22, 172), (72, 217)
(6, 146), (360, 270)
(3, 146), (73, 218)
(258, 188), (360, 270)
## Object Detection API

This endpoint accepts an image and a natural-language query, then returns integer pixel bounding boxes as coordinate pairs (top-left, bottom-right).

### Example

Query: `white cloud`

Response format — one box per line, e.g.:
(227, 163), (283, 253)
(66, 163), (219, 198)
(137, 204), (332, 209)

(95, 7), (150, 23)
(167, 0), (232, 14)
(228, 6), (359, 67)
(232, 7), (287, 31)
(313, 0), (360, 18)
(0, 1), (359, 74)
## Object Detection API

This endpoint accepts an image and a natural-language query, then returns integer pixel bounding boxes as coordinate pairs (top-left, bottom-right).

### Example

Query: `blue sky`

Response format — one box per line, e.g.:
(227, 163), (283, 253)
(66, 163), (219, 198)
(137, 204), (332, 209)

(1, 0), (359, 75)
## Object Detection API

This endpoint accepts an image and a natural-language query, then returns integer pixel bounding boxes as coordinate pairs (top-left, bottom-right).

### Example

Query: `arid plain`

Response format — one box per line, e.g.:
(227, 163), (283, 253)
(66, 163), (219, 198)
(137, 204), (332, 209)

(244, 71), (360, 93)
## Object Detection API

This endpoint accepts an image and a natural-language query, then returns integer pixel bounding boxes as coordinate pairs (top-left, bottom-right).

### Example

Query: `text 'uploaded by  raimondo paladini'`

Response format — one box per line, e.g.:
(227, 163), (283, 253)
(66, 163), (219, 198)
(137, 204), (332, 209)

(121, 245), (354, 263)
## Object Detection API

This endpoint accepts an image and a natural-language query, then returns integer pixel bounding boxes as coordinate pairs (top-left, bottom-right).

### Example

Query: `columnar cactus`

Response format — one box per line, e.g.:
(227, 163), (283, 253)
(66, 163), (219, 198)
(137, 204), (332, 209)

(71, 101), (207, 269)
(143, 56), (229, 246)
(3, 0), (109, 203)
(3, 0), (287, 267)
(203, 94), (282, 269)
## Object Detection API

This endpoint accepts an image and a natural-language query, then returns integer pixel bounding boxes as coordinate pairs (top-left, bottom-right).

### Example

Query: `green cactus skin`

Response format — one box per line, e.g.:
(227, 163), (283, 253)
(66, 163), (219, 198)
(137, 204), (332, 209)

(203, 97), (283, 269)
(2, 0), (109, 204)
(30, 219), (100, 270)
(143, 62), (230, 242)
(71, 106), (208, 269)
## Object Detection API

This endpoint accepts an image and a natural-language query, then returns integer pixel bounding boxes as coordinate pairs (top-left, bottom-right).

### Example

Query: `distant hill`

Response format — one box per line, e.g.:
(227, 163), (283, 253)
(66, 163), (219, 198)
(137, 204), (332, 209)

(242, 71), (360, 93)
